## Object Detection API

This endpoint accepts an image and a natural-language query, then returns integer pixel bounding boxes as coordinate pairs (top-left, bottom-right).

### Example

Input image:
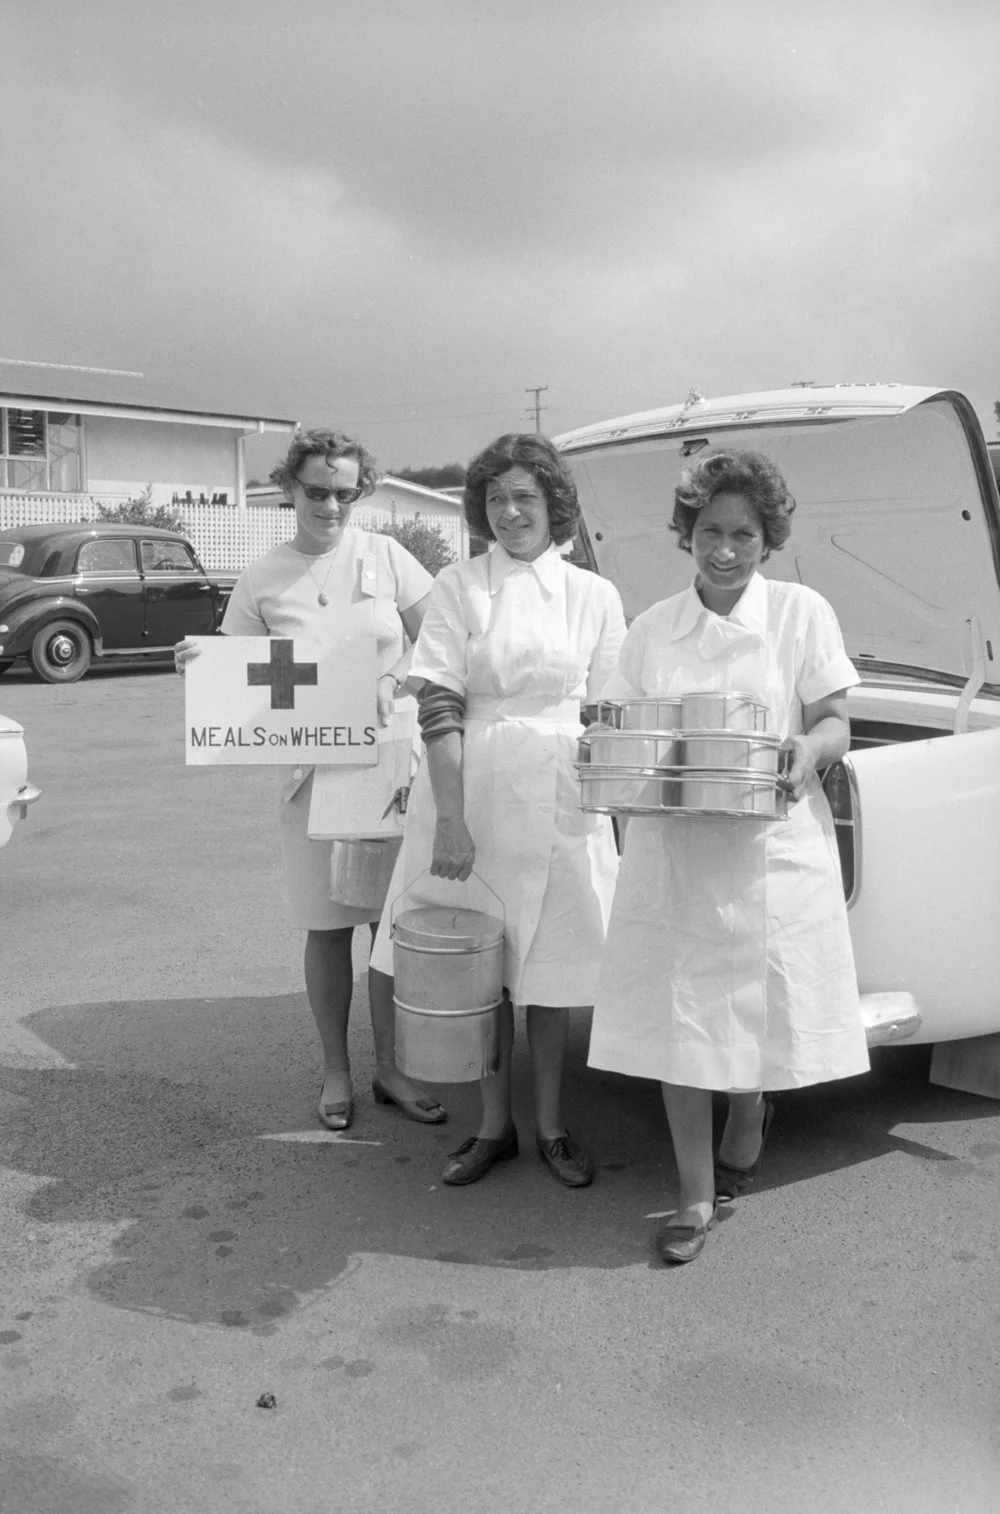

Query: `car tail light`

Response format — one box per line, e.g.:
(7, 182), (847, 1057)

(822, 758), (861, 908)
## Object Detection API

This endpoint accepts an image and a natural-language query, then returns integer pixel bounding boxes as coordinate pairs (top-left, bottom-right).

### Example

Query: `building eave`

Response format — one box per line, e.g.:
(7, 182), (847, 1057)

(0, 390), (298, 433)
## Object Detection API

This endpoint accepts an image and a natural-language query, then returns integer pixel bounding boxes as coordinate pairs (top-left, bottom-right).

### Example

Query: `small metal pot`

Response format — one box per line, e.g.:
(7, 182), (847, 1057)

(680, 691), (769, 732)
(597, 697), (684, 732)
(584, 731), (682, 769)
(329, 836), (403, 909)
(680, 733), (783, 774)
(392, 905), (504, 1082)
(679, 771), (788, 818)
(578, 765), (681, 813)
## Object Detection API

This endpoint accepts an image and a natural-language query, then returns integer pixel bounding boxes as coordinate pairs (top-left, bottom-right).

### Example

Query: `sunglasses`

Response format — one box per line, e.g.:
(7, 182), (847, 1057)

(297, 481), (364, 506)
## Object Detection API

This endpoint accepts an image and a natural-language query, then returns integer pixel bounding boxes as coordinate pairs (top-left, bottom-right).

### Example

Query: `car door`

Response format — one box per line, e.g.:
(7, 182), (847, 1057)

(74, 537), (145, 649)
(139, 538), (217, 646)
(825, 721), (1000, 1044)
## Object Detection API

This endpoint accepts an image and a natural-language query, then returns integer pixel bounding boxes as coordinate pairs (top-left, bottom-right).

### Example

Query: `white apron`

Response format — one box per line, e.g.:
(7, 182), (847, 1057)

(369, 546), (624, 1005)
(587, 582), (869, 1091)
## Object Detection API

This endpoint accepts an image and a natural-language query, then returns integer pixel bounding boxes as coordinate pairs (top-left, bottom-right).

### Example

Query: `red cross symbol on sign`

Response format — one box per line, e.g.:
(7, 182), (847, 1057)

(246, 640), (319, 710)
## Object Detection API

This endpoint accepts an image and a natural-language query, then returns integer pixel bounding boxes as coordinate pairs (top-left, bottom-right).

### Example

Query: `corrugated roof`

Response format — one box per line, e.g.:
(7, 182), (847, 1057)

(0, 360), (296, 428)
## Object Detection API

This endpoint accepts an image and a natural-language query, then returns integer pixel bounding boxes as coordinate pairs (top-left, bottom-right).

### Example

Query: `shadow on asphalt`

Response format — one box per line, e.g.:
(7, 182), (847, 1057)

(5, 995), (998, 1332)
(1, 659), (175, 686)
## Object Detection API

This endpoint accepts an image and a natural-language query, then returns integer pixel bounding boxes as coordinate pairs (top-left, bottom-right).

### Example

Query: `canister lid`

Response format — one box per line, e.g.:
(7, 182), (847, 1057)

(394, 906), (504, 951)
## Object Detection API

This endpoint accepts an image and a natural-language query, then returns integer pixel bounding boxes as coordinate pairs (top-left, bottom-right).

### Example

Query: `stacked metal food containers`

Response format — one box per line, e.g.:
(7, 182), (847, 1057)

(578, 691), (788, 819)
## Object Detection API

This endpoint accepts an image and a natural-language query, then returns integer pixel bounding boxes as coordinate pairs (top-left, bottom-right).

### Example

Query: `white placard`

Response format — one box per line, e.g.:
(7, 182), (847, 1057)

(184, 633), (378, 766)
(308, 701), (418, 839)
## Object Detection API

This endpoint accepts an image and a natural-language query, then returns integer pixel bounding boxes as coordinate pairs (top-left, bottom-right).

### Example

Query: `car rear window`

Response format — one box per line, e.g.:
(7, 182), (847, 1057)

(0, 542), (26, 568)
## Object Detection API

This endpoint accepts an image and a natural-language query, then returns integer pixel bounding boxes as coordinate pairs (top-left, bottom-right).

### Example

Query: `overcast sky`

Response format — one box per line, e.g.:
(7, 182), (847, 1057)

(2, 0), (998, 476)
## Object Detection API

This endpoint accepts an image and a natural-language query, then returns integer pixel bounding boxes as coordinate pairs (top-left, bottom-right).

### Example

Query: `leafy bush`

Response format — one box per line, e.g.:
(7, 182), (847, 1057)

(395, 463), (466, 490)
(86, 485), (188, 534)
(373, 515), (456, 576)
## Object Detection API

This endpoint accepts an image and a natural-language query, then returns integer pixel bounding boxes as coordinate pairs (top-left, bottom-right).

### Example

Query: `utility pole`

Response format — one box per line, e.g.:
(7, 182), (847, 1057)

(524, 385), (548, 433)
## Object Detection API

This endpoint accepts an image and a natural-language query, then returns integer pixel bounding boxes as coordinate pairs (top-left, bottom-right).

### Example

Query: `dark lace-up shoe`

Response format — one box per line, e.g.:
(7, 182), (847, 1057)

(441, 1127), (519, 1186)
(536, 1130), (595, 1188)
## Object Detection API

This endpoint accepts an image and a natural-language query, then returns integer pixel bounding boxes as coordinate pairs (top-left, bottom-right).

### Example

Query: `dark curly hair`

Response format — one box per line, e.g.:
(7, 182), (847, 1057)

(269, 428), (381, 499)
(463, 433), (579, 547)
(671, 449), (796, 559)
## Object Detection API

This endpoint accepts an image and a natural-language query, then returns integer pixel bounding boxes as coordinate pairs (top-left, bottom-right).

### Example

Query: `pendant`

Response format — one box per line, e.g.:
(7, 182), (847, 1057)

(318, 592), (329, 606)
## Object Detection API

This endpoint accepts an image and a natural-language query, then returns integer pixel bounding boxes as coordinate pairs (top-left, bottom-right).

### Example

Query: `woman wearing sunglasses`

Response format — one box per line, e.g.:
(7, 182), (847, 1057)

(174, 428), (447, 1132)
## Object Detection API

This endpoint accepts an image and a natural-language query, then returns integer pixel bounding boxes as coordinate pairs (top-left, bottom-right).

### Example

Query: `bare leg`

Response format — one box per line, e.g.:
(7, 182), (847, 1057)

(478, 994), (515, 1138)
(526, 1004), (570, 1140)
(368, 955), (446, 1107)
(303, 927), (355, 1109)
(717, 1090), (767, 1169)
(660, 1082), (716, 1226)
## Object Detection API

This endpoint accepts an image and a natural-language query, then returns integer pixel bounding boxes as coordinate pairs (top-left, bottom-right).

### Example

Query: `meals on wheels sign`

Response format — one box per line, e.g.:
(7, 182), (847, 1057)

(184, 633), (378, 766)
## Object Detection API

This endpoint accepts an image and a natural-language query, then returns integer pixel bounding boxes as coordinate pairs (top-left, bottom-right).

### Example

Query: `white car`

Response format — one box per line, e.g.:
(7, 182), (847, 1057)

(556, 385), (1000, 1072)
(0, 714), (41, 847)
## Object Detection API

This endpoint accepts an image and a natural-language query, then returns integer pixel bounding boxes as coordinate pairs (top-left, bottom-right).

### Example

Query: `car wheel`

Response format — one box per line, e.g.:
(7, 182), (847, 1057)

(30, 620), (93, 683)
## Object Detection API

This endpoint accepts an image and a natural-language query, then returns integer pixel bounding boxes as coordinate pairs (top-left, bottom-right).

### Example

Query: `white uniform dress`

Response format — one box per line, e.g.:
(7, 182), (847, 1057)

(587, 572), (870, 1091)
(369, 543), (627, 1006)
(221, 528), (432, 930)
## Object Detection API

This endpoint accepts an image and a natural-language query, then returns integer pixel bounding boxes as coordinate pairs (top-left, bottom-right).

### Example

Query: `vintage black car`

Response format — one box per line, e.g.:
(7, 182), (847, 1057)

(0, 523), (237, 683)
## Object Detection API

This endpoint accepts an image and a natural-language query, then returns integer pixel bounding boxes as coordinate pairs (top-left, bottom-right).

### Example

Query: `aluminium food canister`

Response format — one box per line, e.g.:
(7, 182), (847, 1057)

(577, 765), (681, 813)
(392, 906), (504, 1082)
(679, 691), (769, 732)
(680, 732), (783, 775)
(597, 696), (684, 732)
(329, 836), (403, 910)
(584, 730), (682, 769)
(679, 770), (788, 818)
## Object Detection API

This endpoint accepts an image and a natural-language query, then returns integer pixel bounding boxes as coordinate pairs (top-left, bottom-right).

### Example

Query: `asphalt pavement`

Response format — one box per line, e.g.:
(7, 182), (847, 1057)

(1, 664), (999, 1514)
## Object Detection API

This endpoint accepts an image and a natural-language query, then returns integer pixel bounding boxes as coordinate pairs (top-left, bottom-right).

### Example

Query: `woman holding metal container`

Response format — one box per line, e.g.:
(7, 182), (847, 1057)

(587, 448), (868, 1263)
(175, 427), (447, 1133)
(368, 432), (627, 1187)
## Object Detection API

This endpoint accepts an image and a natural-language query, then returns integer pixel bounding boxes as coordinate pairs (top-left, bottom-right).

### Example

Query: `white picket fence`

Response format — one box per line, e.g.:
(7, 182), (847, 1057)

(0, 493), (466, 572)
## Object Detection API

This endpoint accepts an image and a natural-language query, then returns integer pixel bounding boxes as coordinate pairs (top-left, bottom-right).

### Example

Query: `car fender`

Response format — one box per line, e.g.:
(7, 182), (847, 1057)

(0, 597), (104, 658)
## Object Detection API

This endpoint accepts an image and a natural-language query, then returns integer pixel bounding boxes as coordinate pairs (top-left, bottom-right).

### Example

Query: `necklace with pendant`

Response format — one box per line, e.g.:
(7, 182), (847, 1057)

(303, 549), (337, 606)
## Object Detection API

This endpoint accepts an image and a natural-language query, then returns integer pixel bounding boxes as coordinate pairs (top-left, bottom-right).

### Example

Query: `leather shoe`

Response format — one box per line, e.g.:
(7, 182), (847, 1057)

(442, 1127), (519, 1186)
(715, 1093), (776, 1202)
(657, 1206), (716, 1265)
(372, 1076), (447, 1125)
(536, 1130), (595, 1188)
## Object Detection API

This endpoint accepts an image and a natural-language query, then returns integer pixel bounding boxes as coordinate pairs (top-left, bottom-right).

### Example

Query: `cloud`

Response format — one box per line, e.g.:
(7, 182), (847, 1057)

(2, 0), (998, 465)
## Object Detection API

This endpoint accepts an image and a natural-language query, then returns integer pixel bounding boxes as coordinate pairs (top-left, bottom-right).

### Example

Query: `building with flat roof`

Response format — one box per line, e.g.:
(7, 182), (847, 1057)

(0, 359), (296, 511)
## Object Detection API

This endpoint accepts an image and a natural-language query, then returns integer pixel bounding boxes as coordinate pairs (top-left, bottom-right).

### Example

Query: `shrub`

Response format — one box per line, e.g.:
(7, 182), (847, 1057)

(373, 515), (455, 576)
(86, 485), (188, 534)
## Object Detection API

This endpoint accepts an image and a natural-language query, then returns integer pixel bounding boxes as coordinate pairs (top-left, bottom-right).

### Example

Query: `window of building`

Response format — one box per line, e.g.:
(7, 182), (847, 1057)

(0, 408), (83, 492)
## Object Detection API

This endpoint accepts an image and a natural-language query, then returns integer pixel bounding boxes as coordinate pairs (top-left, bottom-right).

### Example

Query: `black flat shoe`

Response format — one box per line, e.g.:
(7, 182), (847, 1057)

(657, 1206), (717, 1265)
(536, 1130), (595, 1188)
(372, 1076), (447, 1125)
(715, 1094), (776, 1202)
(441, 1127), (519, 1186)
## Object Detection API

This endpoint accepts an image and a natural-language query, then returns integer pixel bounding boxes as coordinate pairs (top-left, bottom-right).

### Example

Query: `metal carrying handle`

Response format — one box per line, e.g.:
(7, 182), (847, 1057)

(389, 866), (506, 933)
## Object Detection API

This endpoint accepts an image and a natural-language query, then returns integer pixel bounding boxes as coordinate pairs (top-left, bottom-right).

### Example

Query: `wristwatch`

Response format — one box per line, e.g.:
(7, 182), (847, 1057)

(380, 671), (403, 692)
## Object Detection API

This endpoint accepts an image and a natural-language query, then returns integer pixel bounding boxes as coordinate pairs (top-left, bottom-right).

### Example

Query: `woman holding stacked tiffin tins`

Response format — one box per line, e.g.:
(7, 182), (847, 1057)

(175, 427), (447, 1133)
(588, 448), (868, 1263)
(369, 432), (627, 1187)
